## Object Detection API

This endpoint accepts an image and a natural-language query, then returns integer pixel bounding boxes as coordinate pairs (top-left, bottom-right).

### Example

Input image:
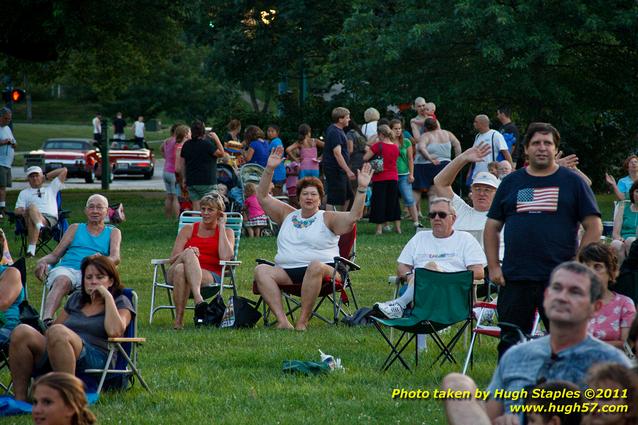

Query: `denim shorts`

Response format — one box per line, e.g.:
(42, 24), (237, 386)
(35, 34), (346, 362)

(398, 174), (415, 207)
(299, 169), (320, 179)
(163, 171), (180, 196)
(35, 340), (108, 375)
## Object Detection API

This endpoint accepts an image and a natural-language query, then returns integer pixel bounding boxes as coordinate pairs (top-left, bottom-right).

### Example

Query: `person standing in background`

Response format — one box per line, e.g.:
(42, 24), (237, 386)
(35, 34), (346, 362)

(112, 112), (127, 140)
(496, 106), (521, 168)
(91, 113), (102, 143)
(0, 108), (16, 218)
(133, 116), (145, 144)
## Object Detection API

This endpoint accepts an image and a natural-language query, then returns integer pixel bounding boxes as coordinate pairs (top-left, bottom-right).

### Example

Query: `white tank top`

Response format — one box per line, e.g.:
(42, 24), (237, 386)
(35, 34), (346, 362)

(274, 210), (339, 268)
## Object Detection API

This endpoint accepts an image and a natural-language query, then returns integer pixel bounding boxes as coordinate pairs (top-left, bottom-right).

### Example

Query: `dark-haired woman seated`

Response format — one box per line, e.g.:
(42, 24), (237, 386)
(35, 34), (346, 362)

(9, 255), (134, 401)
(254, 146), (372, 330)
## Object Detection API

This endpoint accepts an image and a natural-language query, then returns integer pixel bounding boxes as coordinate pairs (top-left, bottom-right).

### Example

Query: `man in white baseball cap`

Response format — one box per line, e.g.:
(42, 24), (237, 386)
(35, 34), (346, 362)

(433, 143), (500, 249)
(14, 166), (67, 256)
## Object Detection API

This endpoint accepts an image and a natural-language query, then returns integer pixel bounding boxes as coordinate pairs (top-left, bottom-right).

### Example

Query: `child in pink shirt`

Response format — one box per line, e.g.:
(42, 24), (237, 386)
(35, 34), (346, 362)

(243, 183), (268, 237)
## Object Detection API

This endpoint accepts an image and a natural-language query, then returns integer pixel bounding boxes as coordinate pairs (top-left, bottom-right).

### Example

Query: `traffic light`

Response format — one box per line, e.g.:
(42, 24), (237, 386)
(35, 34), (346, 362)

(2, 88), (26, 103)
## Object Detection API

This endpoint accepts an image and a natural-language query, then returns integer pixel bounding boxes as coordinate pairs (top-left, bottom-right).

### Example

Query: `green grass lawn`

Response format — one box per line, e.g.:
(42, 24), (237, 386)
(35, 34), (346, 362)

(0, 191), (617, 424)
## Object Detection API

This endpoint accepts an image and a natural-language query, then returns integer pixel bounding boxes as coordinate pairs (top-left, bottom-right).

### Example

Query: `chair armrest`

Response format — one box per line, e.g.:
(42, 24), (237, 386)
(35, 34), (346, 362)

(151, 258), (170, 265)
(255, 258), (275, 266)
(333, 256), (360, 271)
(219, 260), (241, 266)
(108, 337), (146, 343)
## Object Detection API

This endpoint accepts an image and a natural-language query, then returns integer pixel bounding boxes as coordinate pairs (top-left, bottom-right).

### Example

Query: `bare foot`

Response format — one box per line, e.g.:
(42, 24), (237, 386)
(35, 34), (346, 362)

(276, 322), (294, 330)
(294, 323), (307, 331)
(173, 323), (184, 330)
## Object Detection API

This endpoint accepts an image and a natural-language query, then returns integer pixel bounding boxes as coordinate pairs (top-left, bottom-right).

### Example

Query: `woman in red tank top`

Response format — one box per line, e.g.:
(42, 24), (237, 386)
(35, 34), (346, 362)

(168, 193), (235, 329)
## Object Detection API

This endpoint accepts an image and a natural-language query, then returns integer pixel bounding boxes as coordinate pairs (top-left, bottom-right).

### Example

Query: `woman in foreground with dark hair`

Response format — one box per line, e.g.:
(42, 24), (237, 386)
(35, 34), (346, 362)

(9, 255), (134, 401)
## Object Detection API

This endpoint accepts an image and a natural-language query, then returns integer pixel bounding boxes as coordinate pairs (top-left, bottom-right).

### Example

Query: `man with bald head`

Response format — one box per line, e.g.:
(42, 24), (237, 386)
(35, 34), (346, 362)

(34, 194), (122, 323)
(468, 114), (512, 184)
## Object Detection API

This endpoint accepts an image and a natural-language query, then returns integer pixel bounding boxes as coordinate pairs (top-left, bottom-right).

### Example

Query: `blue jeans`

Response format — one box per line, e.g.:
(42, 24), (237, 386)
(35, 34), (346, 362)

(398, 174), (415, 207)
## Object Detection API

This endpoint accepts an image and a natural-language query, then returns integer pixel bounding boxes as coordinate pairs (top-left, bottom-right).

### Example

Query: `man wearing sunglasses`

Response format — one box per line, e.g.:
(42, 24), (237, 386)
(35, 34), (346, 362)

(373, 197), (486, 319)
(14, 166), (67, 257)
(441, 261), (630, 425)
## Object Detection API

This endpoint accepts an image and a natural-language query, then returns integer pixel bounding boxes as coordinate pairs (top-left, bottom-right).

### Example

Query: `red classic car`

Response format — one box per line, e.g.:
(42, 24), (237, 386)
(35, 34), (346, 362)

(109, 139), (155, 179)
(25, 138), (115, 183)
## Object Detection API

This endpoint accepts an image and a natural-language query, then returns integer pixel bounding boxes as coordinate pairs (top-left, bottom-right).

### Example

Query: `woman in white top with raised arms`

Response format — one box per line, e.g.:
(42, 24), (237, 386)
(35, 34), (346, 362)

(254, 146), (372, 330)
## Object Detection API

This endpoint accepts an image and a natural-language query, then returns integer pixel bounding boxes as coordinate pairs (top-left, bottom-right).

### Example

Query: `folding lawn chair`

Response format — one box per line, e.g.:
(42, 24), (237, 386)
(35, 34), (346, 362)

(461, 300), (541, 375)
(82, 289), (150, 394)
(253, 224), (360, 325)
(6, 192), (70, 257)
(372, 268), (474, 372)
(149, 211), (243, 324)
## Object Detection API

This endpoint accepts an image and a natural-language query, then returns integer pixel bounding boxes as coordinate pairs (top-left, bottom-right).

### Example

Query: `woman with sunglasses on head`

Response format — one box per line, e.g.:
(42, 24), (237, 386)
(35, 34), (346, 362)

(578, 242), (636, 349)
(254, 146), (372, 330)
(168, 192), (234, 329)
(9, 255), (134, 402)
(31, 372), (97, 425)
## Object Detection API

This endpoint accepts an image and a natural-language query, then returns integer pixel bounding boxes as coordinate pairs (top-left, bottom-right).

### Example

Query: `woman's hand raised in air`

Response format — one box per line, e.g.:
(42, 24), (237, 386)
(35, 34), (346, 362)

(357, 162), (373, 189)
(266, 146), (285, 170)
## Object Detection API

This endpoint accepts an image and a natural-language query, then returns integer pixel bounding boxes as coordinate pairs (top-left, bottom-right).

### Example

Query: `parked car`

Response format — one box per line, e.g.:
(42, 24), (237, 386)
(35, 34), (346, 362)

(24, 138), (114, 183)
(109, 139), (155, 179)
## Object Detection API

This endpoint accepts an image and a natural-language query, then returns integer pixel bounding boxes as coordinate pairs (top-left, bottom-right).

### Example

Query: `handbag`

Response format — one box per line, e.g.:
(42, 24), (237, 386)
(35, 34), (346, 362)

(369, 142), (384, 174)
(194, 294), (226, 327)
(19, 300), (46, 334)
(220, 286), (262, 328)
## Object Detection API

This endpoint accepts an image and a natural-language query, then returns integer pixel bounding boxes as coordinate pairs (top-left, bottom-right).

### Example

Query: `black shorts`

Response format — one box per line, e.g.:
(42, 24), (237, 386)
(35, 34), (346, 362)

(412, 161), (449, 190)
(283, 262), (338, 284)
(323, 166), (353, 206)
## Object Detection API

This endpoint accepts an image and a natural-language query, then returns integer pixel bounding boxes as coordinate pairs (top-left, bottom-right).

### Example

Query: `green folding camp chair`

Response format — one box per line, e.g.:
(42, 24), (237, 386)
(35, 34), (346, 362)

(372, 268), (474, 372)
(149, 211), (242, 324)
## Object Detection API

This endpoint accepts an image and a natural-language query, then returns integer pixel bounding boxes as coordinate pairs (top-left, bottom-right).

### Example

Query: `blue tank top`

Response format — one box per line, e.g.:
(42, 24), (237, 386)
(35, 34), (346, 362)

(0, 265), (24, 330)
(57, 223), (113, 270)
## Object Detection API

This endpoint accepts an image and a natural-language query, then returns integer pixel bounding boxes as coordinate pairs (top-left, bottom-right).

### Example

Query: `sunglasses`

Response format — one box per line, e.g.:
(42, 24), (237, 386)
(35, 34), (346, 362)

(36, 189), (42, 198)
(428, 211), (449, 219)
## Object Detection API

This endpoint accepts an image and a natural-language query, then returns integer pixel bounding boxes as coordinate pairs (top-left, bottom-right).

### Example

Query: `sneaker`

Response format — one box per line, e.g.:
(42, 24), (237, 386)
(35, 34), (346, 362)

(194, 301), (208, 326)
(373, 301), (404, 319)
(382, 225), (393, 233)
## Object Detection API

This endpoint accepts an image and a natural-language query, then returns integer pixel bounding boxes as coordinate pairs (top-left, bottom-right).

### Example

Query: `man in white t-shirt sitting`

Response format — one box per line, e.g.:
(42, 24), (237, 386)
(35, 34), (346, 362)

(374, 197), (487, 319)
(14, 166), (67, 256)
(468, 114), (512, 184)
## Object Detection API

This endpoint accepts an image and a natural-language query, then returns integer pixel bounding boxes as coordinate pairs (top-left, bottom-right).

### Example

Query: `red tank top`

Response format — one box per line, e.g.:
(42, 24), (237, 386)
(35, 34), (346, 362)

(184, 222), (222, 275)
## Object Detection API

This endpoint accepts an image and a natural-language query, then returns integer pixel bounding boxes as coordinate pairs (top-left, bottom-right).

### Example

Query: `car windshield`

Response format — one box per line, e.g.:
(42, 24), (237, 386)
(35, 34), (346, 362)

(111, 140), (144, 150)
(44, 141), (90, 151)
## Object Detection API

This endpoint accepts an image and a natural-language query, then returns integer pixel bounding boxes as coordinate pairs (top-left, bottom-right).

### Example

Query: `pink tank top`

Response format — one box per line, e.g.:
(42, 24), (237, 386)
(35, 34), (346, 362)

(300, 146), (319, 171)
(184, 222), (222, 275)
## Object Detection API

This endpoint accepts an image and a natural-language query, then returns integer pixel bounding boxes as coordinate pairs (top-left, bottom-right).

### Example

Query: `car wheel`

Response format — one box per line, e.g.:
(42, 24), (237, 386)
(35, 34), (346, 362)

(84, 168), (95, 183)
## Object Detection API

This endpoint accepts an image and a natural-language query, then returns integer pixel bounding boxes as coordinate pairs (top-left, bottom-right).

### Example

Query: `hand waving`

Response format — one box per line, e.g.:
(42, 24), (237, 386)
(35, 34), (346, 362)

(604, 172), (617, 187)
(555, 151), (578, 169)
(357, 163), (373, 188)
(464, 143), (491, 163)
(267, 146), (285, 170)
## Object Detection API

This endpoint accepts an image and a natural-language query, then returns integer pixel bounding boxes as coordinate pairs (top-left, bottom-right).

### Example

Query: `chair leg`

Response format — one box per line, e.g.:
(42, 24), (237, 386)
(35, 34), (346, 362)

(462, 331), (479, 375)
(373, 322), (412, 371)
(115, 344), (150, 392)
(96, 347), (117, 395)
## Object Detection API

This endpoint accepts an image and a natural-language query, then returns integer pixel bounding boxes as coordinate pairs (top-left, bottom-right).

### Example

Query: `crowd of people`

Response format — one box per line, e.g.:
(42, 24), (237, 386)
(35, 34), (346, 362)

(2, 98), (638, 425)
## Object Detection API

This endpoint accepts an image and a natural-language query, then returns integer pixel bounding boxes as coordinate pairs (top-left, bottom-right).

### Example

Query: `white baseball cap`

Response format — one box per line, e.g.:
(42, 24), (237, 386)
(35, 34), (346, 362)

(26, 166), (43, 176)
(472, 172), (500, 189)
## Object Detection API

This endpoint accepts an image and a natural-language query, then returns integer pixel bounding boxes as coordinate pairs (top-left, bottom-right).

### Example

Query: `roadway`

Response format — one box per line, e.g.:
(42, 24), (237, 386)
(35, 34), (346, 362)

(9, 159), (166, 191)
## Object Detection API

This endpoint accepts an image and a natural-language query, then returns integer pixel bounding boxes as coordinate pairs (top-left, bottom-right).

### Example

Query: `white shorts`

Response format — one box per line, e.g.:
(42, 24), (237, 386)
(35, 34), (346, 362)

(46, 266), (82, 291)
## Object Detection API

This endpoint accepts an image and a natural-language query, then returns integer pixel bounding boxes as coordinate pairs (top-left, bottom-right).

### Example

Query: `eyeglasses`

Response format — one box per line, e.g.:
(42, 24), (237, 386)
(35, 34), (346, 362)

(536, 353), (561, 385)
(428, 211), (449, 219)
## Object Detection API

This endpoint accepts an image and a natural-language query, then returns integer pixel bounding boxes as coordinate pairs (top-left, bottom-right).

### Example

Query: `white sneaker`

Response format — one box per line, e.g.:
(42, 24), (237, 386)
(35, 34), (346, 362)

(374, 301), (404, 319)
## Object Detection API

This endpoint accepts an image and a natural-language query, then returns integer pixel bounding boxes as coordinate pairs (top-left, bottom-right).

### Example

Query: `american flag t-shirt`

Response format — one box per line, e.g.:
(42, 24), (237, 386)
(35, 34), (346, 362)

(516, 187), (559, 213)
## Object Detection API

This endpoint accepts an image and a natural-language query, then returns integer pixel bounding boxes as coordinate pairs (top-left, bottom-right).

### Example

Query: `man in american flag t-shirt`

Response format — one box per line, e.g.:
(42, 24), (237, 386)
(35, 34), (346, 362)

(484, 123), (601, 358)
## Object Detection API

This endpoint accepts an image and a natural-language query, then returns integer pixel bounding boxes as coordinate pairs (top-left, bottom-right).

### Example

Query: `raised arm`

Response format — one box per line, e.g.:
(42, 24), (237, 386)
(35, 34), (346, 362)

(46, 166), (68, 183)
(217, 214), (235, 261)
(95, 285), (131, 338)
(605, 173), (625, 201)
(434, 144), (492, 199)
(324, 163), (372, 235)
(257, 146), (295, 224)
